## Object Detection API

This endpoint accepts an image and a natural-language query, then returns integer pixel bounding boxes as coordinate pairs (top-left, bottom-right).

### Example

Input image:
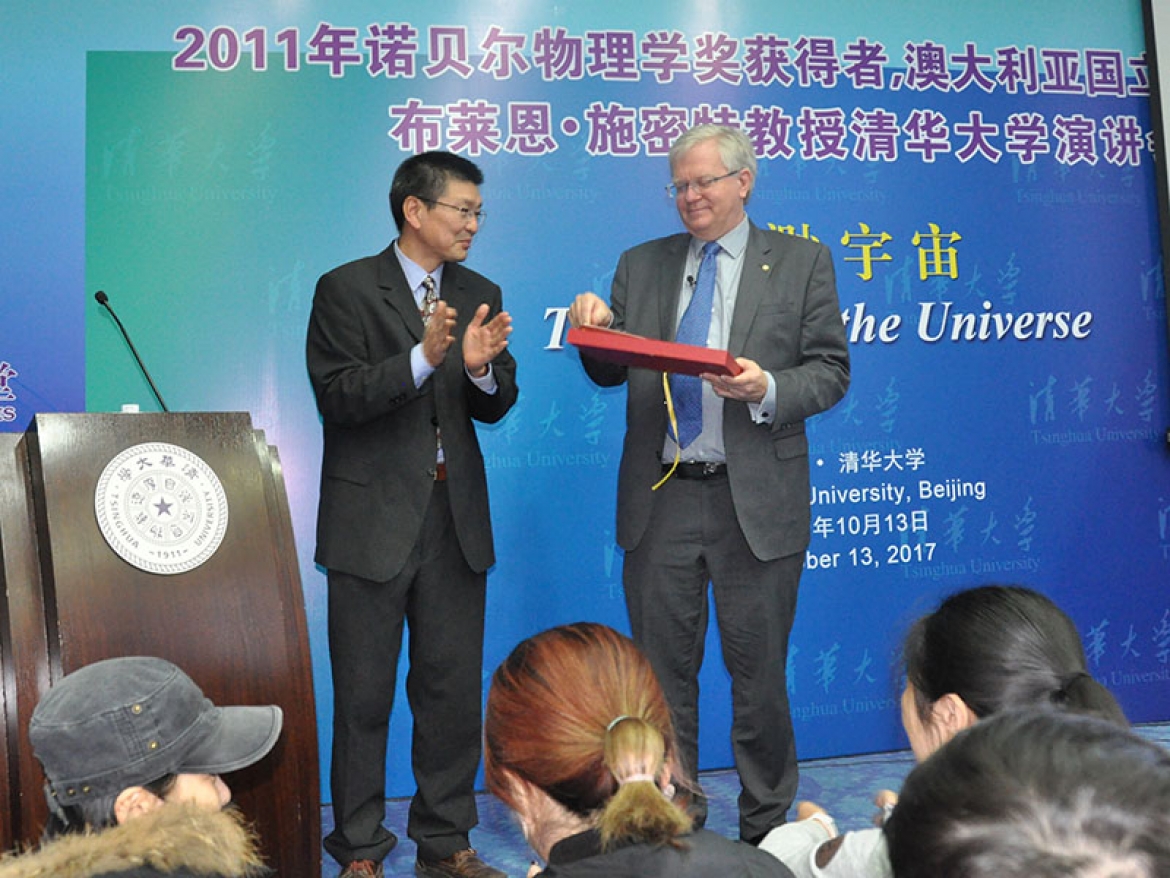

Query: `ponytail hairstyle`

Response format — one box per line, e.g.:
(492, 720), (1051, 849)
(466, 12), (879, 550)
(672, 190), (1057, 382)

(597, 714), (691, 847)
(485, 623), (693, 849)
(902, 585), (1126, 727)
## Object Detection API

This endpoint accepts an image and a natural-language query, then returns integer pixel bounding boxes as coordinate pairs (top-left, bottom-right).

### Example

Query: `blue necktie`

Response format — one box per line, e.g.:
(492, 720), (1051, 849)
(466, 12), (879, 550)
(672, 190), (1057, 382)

(671, 240), (720, 449)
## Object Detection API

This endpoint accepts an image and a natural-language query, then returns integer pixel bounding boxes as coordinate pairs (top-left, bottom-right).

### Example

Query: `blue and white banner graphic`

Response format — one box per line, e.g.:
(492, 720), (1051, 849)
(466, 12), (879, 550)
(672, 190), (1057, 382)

(4, 1), (1168, 796)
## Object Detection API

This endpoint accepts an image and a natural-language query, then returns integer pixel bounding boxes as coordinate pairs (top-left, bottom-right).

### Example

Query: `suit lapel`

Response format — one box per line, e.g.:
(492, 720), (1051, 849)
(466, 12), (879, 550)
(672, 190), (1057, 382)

(728, 222), (774, 353)
(377, 246), (425, 342)
(659, 235), (691, 341)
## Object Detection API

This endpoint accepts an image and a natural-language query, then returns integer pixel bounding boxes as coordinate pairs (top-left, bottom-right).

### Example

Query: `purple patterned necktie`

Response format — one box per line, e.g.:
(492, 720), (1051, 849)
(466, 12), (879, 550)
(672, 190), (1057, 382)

(420, 275), (438, 323)
(420, 275), (442, 460)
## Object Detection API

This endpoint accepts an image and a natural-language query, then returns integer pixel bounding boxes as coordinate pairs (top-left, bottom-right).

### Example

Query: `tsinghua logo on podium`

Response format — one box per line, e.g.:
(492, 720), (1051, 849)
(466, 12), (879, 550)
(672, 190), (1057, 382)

(94, 442), (229, 575)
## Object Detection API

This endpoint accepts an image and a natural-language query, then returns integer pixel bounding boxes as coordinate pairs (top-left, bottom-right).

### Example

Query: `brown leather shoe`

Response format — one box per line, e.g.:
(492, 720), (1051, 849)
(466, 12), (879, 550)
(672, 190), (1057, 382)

(415, 848), (505, 878)
(340, 860), (384, 878)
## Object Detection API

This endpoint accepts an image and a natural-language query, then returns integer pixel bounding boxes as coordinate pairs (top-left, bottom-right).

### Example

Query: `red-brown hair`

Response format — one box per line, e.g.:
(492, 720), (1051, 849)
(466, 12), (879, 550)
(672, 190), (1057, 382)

(485, 623), (692, 846)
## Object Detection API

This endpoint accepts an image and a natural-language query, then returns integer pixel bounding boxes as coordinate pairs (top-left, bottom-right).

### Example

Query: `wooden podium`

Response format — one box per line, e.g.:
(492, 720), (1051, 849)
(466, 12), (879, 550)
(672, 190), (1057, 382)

(0, 412), (320, 876)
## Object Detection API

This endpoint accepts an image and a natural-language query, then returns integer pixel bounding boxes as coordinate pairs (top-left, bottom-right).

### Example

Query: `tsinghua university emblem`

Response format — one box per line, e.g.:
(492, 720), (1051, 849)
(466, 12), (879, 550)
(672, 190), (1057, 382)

(94, 442), (229, 575)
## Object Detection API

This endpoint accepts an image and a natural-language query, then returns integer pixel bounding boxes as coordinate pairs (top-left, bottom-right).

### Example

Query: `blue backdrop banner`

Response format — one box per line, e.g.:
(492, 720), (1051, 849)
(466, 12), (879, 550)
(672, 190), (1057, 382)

(3, 1), (1168, 799)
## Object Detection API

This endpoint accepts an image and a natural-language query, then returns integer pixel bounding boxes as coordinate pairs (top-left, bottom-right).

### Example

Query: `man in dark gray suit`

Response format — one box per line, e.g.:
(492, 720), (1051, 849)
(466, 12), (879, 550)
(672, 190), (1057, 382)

(307, 152), (516, 878)
(569, 124), (849, 844)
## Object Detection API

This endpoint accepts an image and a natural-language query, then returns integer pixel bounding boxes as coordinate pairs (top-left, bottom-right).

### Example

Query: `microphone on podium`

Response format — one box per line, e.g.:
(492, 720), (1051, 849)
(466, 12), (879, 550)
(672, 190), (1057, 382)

(94, 290), (170, 412)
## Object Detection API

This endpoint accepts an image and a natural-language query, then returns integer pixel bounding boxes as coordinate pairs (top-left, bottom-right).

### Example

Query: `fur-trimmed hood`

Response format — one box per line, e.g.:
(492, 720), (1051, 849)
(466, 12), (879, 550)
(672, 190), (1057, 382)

(0, 803), (268, 878)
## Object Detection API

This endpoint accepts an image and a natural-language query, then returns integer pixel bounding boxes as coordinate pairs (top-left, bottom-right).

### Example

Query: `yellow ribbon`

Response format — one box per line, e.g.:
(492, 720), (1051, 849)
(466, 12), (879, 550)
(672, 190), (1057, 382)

(651, 371), (682, 491)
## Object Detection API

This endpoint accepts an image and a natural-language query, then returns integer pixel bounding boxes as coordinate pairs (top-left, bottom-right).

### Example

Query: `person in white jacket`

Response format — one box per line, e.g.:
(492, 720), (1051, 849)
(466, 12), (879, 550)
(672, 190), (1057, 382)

(759, 584), (1128, 878)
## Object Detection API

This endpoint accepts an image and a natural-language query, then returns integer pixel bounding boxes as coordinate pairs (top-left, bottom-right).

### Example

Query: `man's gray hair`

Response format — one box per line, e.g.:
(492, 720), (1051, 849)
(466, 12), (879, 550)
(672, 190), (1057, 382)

(669, 124), (758, 196)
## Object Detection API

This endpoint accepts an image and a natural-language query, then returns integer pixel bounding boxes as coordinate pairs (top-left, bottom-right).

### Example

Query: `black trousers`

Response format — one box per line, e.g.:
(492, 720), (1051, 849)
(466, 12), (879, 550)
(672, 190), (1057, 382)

(324, 483), (485, 865)
(623, 474), (802, 843)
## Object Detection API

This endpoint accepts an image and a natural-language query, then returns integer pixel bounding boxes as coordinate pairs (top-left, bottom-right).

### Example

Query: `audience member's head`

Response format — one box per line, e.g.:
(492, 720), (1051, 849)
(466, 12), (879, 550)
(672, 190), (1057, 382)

(29, 656), (283, 836)
(484, 622), (692, 860)
(899, 584), (1125, 759)
(886, 709), (1170, 878)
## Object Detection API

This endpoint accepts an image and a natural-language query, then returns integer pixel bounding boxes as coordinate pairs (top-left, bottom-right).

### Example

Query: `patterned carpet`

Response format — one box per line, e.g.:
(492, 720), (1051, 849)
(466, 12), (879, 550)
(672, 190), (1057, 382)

(319, 722), (1170, 876)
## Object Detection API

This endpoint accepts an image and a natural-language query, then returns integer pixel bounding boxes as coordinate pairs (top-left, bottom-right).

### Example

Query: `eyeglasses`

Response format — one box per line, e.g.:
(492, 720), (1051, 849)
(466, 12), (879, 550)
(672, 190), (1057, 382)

(417, 197), (486, 225)
(665, 169), (744, 199)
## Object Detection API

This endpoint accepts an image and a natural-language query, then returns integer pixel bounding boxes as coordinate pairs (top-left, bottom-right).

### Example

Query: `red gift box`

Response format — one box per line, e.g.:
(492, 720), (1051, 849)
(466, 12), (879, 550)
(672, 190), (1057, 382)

(567, 325), (743, 377)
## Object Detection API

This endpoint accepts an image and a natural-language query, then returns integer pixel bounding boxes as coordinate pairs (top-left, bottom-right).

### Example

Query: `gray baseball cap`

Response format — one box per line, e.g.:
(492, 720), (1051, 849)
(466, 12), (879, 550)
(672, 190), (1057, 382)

(29, 656), (283, 806)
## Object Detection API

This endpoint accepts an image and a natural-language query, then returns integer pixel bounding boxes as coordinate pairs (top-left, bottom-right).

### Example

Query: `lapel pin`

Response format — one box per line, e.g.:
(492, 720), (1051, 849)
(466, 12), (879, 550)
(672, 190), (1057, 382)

(762, 264), (771, 272)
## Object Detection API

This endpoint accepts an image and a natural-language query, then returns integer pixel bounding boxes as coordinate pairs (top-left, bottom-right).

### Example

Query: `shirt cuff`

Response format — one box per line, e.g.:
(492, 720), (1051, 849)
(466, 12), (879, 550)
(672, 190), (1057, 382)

(411, 343), (435, 389)
(748, 372), (777, 423)
(466, 362), (498, 393)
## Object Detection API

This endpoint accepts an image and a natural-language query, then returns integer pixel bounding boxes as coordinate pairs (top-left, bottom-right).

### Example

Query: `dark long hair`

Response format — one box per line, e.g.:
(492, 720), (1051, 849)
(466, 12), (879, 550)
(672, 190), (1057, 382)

(902, 585), (1126, 726)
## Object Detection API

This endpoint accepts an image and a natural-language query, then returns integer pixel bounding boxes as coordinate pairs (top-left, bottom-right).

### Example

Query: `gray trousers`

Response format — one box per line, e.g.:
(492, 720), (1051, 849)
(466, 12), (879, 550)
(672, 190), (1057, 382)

(623, 473), (802, 843)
